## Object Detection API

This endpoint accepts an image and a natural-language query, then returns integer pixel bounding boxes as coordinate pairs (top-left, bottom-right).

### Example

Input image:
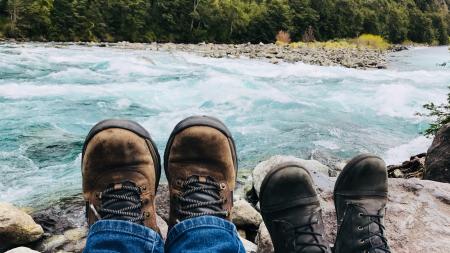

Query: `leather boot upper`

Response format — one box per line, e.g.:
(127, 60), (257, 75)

(82, 120), (160, 232)
(164, 116), (237, 228)
(333, 154), (390, 253)
(260, 163), (330, 253)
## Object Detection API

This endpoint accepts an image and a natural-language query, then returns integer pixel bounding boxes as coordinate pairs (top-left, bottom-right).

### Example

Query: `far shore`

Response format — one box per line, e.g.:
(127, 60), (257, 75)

(0, 39), (412, 69)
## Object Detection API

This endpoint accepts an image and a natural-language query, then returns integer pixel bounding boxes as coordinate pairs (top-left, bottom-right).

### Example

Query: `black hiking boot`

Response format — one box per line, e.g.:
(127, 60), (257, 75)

(333, 154), (390, 253)
(260, 162), (330, 253)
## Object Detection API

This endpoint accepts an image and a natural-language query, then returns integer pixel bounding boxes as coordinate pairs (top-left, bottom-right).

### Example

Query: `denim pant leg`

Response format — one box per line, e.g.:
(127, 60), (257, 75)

(84, 220), (164, 253)
(165, 216), (245, 253)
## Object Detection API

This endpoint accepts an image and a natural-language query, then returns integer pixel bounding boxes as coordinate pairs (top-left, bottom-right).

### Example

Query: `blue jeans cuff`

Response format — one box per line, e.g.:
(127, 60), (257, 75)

(166, 215), (238, 245)
(88, 220), (162, 243)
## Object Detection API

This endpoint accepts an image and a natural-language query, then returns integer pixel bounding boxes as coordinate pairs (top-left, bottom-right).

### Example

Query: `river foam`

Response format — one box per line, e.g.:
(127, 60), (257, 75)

(0, 43), (449, 207)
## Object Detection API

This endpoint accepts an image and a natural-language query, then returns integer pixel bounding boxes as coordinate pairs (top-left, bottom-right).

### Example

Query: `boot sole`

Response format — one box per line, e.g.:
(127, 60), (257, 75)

(82, 119), (162, 189)
(259, 162), (317, 210)
(163, 115), (238, 176)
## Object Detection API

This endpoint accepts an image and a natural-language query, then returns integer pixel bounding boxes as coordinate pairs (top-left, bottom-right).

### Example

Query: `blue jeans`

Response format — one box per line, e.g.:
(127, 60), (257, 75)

(84, 216), (245, 253)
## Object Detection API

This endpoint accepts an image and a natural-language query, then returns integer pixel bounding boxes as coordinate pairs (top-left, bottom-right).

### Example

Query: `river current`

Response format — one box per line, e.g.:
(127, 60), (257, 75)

(0, 43), (449, 207)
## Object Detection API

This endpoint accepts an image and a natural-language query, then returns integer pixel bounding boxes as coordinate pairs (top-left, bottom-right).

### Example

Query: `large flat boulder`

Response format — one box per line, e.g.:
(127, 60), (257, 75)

(253, 157), (450, 253)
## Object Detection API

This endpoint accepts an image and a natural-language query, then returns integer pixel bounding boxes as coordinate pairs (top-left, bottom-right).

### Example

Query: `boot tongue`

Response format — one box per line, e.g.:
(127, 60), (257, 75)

(99, 182), (144, 224)
(275, 206), (328, 253)
(351, 201), (388, 252)
(178, 176), (226, 219)
(184, 177), (223, 214)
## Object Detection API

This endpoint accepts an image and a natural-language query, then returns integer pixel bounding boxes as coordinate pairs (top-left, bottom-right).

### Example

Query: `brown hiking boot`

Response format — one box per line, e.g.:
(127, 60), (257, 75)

(164, 116), (238, 228)
(82, 119), (161, 232)
(333, 154), (390, 253)
(260, 162), (330, 253)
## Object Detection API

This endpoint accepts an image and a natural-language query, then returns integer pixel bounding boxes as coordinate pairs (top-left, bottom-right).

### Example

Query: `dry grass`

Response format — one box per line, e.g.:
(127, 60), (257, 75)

(287, 34), (390, 50)
(276, 30), (291, 45)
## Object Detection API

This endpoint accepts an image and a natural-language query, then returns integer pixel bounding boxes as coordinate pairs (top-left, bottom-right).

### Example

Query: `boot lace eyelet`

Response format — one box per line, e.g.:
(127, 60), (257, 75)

(176, 179), (183, 187)
(358, 226), (363, 230)
(358, 212), (363, 217)
(220, 183), (226, 190)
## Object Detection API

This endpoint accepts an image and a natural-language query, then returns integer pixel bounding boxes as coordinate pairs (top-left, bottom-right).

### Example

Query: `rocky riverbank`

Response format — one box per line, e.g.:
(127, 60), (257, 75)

(2, 127), (448, 252)
(1, 40), (408, 69)
(1, 154), (449, 253)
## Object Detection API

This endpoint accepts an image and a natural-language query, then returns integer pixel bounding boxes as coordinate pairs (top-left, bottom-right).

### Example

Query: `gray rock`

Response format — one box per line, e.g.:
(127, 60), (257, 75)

(240, 236), (258, 253)
(255, 222), (273, 253)
(37, 227), (87, 253)
(252, 155), (331, 197)
(425, 123), (450, 183)
(0, 202), (44, 251)
(231, 200), (262, 228)
(5, 247), (40, 253)
(157, 214), (168, 241)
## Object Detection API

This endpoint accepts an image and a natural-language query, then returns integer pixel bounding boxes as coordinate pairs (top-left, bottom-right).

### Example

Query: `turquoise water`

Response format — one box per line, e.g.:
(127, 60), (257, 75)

(0, 43), (449, 207)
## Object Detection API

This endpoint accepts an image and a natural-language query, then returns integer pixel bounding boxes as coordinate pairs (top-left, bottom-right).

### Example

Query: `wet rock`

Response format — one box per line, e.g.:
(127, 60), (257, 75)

(31, 195), (85, 234)
(0, 202), (44, 251)
(425, 123), (450, 183)
(252, 155), (330, 197)
(5, 247), (40, 253)
(388, 153), (426, 179)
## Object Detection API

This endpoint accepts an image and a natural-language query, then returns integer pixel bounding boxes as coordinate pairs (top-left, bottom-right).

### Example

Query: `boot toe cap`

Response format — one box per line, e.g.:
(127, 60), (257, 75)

(260, 164), (318, 212)
(335, 155), (388, 194)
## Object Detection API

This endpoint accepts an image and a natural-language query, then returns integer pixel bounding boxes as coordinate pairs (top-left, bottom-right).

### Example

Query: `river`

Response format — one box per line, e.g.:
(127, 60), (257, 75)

(0, 43), (448, 207)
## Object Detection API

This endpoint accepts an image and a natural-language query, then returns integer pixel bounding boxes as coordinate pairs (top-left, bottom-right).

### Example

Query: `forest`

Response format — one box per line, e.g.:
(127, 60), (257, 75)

(0, 0), (449, 44)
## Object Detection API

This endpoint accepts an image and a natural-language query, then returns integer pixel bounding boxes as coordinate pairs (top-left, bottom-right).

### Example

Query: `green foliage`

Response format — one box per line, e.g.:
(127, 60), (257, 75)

(421, 87), (450, 136)
(0, 0), (449, 44)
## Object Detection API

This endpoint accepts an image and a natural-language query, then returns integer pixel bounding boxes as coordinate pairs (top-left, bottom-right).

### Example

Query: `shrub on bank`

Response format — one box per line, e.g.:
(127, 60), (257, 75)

(420, 87), (450, 137)
(354, 34), (390, 50)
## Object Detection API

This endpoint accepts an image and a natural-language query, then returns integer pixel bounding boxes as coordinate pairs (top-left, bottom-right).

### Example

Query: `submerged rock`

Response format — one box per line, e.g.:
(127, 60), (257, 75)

(425, 123), (450, 183)
(0, 202), (44, 251)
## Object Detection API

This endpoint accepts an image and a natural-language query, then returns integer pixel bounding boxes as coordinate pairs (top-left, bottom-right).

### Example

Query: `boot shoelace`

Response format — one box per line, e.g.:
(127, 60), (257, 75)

(359, 213), (390, 253)
(288, 220), (328, 252)
(178, 176), (228, 220)
(91, 183), (144, 223)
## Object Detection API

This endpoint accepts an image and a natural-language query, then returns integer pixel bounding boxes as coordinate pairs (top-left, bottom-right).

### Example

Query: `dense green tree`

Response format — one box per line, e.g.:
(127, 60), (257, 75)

(408, 10), (435, 43)
(0, 0), (449, 44)
(387, 4), (409, 43)
(287, 0), (318, 41)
